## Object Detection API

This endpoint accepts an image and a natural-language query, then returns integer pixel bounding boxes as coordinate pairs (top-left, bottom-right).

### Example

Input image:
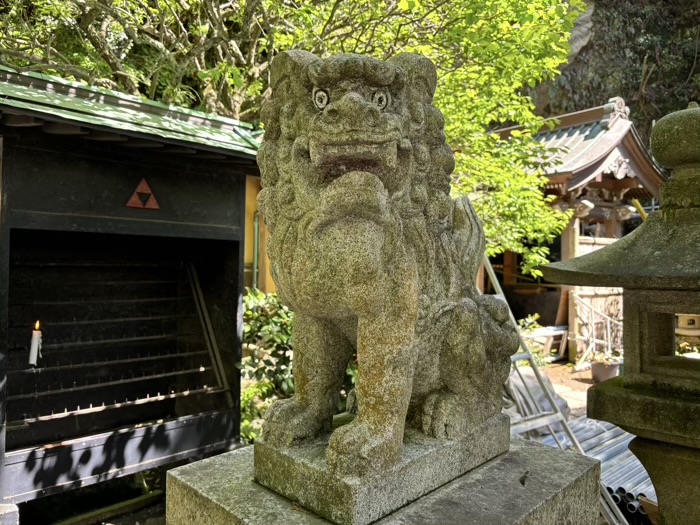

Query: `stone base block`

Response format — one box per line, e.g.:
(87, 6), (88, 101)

(254, 414), (509, 525)
(0, 505), (19, 525)
(166, 437), (600, 525)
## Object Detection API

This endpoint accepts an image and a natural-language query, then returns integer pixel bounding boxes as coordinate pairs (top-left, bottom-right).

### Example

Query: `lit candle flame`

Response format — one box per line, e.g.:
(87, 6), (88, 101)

(35, 320), (40, 331)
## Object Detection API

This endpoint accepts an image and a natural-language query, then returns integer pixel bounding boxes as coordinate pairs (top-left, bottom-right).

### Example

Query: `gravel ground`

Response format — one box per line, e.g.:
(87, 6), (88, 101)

(539, 362), (595, 419)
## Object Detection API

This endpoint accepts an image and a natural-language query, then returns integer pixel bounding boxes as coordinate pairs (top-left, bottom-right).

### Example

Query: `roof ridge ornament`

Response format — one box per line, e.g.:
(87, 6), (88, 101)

(600, 96), (628, 129)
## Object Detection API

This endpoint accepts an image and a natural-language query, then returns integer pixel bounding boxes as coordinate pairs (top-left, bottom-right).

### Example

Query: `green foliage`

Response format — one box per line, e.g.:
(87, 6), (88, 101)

(240, 379), (275, 443)
(516, 313), (548, 367)
(539, 1), (700, 146)
(0, 0), (582, 271)
(336, 360), (358, 413)
(242, 287), (294, 397)
(518, 313), (543, 333)
(240, 289), (360, 438)
(240, 288), (294, 443)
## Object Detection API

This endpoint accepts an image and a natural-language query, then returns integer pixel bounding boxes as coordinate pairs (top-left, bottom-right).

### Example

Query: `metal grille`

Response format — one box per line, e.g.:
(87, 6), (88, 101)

(6, 230), (229, 450)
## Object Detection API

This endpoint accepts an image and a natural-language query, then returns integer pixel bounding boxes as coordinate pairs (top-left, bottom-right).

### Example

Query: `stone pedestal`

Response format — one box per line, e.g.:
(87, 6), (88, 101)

(254, 414), (509, 525)
(166, 438), (600, 525)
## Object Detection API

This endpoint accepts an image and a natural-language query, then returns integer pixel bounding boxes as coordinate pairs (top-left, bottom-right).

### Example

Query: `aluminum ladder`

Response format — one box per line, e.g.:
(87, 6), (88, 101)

(482, 254), (628, 525)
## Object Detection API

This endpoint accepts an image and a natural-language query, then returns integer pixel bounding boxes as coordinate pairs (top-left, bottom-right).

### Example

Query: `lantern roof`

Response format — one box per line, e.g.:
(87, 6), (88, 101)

(543, 103), (700, 290)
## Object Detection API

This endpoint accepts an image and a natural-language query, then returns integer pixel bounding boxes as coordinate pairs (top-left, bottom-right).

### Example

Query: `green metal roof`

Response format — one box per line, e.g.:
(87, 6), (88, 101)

(0, 66), (260, 158)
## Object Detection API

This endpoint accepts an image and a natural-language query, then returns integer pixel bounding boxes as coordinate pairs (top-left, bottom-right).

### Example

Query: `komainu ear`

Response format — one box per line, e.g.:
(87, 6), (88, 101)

(387, 53), (437, 101)
(269, 50), (319, 92)
(263, 50), (319, 141)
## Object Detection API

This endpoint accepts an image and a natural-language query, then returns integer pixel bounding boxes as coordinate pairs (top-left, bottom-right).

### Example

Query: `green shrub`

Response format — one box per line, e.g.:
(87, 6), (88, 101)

(240, 379), (275, 443)
(240, 288), (359, 442)
(242, 288), (294, 397)
(240, 289), (294, 443)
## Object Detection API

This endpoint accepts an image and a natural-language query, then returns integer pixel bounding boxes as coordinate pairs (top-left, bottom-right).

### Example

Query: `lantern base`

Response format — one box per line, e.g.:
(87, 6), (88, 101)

(629, 437), (700, 525)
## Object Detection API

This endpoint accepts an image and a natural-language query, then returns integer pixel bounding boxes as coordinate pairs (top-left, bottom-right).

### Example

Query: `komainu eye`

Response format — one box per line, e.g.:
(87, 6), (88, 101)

(313, 88), (329, 110)
(372, 90), (390, 109)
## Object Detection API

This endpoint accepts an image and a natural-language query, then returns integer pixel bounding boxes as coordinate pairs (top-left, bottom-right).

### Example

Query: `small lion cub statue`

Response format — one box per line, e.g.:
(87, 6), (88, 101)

(257, 50), (519, 478)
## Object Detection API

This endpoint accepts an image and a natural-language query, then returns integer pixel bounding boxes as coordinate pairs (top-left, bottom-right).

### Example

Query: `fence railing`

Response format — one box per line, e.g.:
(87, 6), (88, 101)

(571, 293), (624, 371)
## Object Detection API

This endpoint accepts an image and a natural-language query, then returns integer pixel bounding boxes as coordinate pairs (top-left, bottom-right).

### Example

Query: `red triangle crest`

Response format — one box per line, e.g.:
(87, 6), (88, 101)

(125, 178), (160, 210)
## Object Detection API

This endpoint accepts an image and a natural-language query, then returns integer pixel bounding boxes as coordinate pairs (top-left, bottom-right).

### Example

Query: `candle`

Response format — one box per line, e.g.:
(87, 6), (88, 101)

(29, 320), (42, 367)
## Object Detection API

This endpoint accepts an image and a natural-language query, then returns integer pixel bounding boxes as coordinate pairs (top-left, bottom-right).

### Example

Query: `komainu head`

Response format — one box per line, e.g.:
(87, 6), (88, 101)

(257, 51), (482, 313)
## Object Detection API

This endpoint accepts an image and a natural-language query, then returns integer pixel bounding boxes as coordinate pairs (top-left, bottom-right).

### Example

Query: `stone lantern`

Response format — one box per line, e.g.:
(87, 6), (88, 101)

(542, 103), (700, 525)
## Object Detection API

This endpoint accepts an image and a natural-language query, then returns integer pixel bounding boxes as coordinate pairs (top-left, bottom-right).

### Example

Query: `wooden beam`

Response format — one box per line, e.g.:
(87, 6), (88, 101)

(42, 122), (88, 135)
(2, 114), (44, 127)
(503, 252), (518, 285)
(640, 497), (659, 525)
(586, 177), (642, 191)
(122, 140), (164, 148)
(84, 131), (128, 142)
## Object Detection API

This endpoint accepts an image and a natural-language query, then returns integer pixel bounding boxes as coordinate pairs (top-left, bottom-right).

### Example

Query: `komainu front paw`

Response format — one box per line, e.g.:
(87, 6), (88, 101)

(326, 419), (401, 478)
(417, 390), (483, 439)
(262, 397), (330, 446)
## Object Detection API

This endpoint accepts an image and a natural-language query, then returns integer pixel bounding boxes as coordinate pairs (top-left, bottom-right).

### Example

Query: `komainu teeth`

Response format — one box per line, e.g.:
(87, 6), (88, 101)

(310, 140), (398, 173)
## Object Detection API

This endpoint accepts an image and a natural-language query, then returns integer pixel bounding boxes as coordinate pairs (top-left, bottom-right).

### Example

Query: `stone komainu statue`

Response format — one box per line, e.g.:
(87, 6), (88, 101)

(257, 51), (519, 477)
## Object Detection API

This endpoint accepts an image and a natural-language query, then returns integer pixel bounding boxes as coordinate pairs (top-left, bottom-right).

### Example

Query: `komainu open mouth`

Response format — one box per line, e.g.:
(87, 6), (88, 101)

(310, 140), (398, 181)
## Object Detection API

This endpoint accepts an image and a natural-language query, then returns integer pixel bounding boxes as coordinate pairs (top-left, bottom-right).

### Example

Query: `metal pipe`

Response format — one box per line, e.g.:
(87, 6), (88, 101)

(253, 210), (260, 289)
(605, 460), (644, 486)
(582, 427), (626, 455)
(605, 464), (646, 491)
(601, 447), (634, 468)
(627, 501), (640, 514)
(592, 437), (636, 464)
(624, 470), (653, 495)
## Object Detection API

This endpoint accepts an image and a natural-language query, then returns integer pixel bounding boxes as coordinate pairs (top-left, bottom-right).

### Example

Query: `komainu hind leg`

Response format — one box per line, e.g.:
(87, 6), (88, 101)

(417, 295), (518, 439)
(263, 314), (353, 446)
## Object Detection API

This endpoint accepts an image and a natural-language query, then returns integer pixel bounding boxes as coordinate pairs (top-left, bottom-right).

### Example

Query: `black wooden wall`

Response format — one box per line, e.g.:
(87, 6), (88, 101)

(0, 127), (247, 503)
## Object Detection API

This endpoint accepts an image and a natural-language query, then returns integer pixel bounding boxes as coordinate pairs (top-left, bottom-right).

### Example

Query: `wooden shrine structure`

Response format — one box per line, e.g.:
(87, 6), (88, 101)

(498, 97), (667, 360)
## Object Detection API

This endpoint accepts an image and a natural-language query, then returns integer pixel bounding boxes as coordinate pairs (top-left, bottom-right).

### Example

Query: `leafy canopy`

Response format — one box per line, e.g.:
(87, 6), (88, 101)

(0, 0), (582, 274)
